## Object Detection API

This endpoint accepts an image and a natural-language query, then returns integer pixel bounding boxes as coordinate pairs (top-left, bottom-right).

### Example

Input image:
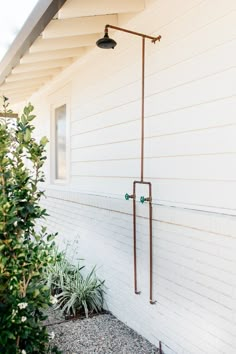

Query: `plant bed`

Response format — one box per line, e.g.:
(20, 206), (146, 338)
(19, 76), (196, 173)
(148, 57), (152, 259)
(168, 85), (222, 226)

(45, 250), (105, 320)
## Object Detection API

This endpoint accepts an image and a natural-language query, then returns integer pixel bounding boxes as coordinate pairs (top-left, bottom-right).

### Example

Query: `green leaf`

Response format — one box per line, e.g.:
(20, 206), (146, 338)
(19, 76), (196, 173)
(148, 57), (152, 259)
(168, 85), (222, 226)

(47, 234), (55, 242)
(24, 128), (31, 142)
(7, 332), (16, 340)
(21, 114), (27, 124)
(23, 106), (29, 115)
(40, 136), (49, 146)
(28, 114), (36, 121)
(0, 244), (5, 251)
(33, 289), (40, 298)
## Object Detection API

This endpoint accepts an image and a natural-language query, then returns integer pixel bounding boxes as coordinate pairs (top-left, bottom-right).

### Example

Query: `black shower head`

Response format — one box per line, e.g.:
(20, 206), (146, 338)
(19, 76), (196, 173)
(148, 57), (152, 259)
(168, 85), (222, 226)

(96, 31), (117, 49)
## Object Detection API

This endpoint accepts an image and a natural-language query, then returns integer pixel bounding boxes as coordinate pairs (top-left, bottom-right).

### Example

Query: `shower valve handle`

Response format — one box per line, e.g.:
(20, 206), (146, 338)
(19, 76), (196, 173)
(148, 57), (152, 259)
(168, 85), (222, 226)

(125, 193), (134, 201)
(140, 196), (152, 204)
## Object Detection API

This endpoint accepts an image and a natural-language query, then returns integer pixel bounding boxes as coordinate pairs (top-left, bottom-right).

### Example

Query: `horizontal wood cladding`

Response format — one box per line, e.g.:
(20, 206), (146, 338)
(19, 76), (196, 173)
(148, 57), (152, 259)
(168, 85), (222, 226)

(66, 1), (236, 215)
(71, 155), (236, 180)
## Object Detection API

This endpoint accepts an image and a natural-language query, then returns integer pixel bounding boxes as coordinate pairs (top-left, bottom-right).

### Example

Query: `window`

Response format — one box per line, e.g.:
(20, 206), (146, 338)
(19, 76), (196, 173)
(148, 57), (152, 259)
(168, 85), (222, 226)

(55, 104), (67, 180)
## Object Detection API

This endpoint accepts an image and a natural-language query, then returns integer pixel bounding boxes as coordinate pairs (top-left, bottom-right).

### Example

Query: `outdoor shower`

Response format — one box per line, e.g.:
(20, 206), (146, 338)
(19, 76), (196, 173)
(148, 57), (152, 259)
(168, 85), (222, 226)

(96, 25), (161, 304)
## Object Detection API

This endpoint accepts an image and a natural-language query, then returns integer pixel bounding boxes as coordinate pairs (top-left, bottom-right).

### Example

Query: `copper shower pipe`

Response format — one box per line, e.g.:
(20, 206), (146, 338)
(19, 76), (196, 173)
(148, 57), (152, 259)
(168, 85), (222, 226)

(132, 181), (156, 304)
(105, 24), (161, 182)
(105, 24), (161, 43)
(141, 36), (145, 182)
(107, 25), (161, 304)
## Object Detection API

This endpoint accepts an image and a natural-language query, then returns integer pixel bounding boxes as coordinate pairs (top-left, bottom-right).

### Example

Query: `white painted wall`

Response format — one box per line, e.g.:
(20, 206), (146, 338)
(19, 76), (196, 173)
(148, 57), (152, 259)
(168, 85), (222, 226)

(23, 0), (236, 353)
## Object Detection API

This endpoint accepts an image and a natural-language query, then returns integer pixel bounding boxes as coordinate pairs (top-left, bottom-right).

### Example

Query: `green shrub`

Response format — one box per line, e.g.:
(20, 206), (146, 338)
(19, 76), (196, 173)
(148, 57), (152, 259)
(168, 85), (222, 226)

(45, 249), (84, 296)
(0, 98), (60, 353)
(46, 251), (105, 318)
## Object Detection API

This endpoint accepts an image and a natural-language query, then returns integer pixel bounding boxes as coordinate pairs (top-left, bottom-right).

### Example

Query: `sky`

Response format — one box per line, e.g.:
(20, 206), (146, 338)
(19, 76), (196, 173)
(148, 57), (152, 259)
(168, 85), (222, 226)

(0, 0), (39, 61)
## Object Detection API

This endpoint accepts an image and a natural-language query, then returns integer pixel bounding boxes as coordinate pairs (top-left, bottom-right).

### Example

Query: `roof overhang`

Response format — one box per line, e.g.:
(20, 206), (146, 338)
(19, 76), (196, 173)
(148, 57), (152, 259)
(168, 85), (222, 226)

(0, 0), (146, 103)
(0, 0), (67, 86)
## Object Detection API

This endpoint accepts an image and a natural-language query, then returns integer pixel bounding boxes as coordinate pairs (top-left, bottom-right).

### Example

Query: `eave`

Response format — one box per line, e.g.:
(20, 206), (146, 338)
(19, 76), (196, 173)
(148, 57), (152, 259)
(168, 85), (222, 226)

(0, 0), (145, 103)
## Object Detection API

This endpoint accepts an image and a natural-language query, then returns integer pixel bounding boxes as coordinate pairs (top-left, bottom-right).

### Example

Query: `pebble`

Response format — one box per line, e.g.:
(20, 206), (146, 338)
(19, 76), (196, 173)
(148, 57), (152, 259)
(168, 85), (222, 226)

(47, 311), (158, 354)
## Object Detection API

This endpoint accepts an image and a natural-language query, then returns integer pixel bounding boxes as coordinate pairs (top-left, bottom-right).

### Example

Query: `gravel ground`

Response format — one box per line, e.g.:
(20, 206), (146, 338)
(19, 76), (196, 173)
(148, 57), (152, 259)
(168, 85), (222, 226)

(46, 310), (158, 354)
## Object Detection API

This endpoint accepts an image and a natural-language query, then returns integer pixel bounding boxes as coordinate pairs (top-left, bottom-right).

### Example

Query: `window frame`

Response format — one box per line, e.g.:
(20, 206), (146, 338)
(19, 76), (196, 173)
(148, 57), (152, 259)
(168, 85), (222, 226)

(51, 99), (70, 184)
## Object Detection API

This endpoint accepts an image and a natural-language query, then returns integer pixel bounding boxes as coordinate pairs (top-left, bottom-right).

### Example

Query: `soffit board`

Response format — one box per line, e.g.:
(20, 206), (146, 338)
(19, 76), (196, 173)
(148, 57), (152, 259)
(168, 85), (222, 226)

(0, 0), (145, 103)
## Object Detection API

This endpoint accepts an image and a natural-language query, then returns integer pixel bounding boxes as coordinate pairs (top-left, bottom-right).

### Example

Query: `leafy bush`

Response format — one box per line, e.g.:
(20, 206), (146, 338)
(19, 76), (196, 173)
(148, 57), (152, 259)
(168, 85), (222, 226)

(46, 251), (105, 318)
(56, 265), (105, 318)
(0, 98), (60, 353)
(45, 249), (84, 295)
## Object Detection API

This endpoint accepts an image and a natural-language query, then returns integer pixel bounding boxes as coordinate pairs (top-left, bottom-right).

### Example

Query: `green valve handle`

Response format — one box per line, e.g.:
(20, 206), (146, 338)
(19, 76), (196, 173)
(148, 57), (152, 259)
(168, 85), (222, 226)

(140, 196), (145, 204)
(125, 193), (133, 200)
(140, 196), (151, 204)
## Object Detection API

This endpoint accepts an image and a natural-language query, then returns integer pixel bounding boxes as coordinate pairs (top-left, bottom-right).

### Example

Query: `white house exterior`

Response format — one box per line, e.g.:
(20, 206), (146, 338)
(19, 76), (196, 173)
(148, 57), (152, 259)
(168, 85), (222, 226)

(1, 0), (236, 353)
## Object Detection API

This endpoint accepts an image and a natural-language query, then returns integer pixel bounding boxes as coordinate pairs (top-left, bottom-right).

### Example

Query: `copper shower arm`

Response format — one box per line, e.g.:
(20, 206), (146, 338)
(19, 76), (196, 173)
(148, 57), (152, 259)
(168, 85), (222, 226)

(105, 24), (161, 43)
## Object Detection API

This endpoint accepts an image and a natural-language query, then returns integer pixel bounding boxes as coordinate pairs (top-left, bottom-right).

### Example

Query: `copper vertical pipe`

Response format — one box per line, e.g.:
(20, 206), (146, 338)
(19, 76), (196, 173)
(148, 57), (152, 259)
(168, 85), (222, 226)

(149, 183), (156, 304)
(133, 182), (139, 294)
(133, 181), (156, 302)
(149, 200), (154, 303)
(140, 36), (145, 182)
(149, 183), (153, 302)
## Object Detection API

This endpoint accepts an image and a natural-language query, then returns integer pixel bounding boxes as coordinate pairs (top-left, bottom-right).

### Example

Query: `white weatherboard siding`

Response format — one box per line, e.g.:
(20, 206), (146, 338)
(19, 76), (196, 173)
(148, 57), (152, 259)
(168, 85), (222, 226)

(28, 0), (236, 353)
